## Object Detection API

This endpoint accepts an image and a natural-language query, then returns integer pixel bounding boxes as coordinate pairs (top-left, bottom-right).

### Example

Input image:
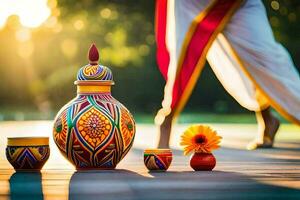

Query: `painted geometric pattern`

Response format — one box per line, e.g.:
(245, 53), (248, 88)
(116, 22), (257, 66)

(76, 107), (112, 149)
(77, 64), (113, 81)
(53, 94), (135, 169)
(144, 154), (172, 171)
(53, 110), (68, 153)
(120, 108), (135, 149)
(6, 146), (50, 169)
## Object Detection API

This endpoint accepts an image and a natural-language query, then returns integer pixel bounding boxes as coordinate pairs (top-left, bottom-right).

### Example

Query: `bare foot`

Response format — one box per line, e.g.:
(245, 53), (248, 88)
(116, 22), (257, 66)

(247, 108), (280, 150)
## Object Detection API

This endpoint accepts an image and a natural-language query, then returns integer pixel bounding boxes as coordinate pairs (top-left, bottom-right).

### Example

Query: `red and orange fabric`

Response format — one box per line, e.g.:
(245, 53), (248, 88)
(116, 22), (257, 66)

(155, 0), (243, 119)
(155, 0), (300, 125)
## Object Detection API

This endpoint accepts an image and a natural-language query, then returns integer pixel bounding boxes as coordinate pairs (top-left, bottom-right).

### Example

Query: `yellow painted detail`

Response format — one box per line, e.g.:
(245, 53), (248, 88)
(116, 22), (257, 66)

(77, 85), (111, 94)
(7, 137), (49, 146)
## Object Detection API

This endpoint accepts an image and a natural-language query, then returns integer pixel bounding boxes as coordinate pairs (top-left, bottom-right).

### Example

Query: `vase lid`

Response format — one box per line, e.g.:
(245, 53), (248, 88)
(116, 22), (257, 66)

(75, 44), (114, 85)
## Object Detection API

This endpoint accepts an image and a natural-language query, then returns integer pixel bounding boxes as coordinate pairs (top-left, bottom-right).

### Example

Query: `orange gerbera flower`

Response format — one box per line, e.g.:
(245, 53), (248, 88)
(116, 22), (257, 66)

(180, 125), (222, 155)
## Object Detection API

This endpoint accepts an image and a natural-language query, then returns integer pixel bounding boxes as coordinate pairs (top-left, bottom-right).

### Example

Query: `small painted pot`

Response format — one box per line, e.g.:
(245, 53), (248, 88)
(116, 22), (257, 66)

(6, 137), (50, 171)
(144, 149), (172, 171)
(190, 152), (216, 171)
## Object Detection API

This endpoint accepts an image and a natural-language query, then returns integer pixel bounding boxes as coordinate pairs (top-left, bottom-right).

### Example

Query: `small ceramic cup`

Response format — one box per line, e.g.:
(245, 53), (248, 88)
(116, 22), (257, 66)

(144, 149), (172, 171)
(6, 137), (50, 171)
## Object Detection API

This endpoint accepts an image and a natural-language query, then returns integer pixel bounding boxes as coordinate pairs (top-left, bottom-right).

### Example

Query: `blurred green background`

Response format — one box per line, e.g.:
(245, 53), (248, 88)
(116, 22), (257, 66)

(0, 0), (299, 122)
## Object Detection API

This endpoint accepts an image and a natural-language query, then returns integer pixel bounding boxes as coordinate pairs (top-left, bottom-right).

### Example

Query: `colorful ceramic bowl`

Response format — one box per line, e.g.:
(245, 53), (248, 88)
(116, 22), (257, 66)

(144, 149), (172, 171)
(6, 137), (50, 171)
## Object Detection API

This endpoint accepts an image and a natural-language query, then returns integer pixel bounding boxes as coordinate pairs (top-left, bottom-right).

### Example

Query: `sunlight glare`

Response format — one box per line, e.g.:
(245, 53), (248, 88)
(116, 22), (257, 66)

(15, 28), (31, 42)
(0, 0), (51, 28)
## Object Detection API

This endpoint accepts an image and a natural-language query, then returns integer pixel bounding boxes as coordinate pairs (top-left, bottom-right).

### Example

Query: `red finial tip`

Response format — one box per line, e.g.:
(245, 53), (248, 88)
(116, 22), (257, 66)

(88, 43), (99, 65)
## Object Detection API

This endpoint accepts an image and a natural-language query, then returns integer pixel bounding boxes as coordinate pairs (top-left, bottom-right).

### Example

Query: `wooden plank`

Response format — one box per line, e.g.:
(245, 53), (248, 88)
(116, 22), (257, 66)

(0, 121), (299, 199)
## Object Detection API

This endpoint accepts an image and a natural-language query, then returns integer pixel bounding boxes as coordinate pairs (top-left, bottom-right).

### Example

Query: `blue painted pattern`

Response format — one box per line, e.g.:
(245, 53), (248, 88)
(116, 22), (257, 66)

(77, 64), (113, 81)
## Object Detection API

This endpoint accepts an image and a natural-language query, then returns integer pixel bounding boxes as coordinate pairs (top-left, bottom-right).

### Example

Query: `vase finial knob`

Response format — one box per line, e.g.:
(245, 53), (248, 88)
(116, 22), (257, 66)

(88, 43), (99, 65)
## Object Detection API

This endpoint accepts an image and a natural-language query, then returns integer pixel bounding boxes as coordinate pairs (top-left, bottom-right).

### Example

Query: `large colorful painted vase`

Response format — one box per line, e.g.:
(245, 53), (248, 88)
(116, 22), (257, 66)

(53, 44), (135, 170)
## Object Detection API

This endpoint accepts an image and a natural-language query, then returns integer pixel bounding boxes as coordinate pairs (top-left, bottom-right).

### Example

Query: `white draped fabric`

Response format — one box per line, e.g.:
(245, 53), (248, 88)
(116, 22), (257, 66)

(165, 0), (300, 124)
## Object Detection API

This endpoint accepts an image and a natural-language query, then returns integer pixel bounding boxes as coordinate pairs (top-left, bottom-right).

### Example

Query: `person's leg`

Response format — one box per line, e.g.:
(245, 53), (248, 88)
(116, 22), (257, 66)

(248, 107), (280, 150)
(158, 112), (174, 148)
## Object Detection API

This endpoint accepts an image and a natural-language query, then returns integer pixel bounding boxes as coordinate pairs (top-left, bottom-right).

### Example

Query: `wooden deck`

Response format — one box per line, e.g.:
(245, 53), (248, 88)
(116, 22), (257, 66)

(0, 121), (300, 200)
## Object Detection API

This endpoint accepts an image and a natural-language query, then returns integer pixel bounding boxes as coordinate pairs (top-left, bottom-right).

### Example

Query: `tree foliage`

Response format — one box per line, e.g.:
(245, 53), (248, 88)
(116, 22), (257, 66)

(0, 0), (298, 117)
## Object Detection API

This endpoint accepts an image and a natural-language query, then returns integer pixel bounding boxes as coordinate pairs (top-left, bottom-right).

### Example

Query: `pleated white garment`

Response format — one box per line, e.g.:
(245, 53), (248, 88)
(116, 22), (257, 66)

(166, 0), (300, 124)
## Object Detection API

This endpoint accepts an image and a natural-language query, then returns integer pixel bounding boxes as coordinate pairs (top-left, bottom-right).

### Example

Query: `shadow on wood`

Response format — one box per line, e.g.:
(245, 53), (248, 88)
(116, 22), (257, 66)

(9, 172), (43, 200)
(68, 169), (300, 200)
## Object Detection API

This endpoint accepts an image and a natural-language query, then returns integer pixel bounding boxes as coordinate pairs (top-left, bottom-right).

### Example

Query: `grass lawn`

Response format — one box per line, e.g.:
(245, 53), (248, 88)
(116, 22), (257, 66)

(135, 112), (290, 124)
(0, 110), (291, 124)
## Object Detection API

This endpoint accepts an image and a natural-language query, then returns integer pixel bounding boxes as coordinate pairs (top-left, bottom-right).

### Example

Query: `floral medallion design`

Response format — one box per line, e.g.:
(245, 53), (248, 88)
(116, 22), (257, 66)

(77, 108), (112, 149)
